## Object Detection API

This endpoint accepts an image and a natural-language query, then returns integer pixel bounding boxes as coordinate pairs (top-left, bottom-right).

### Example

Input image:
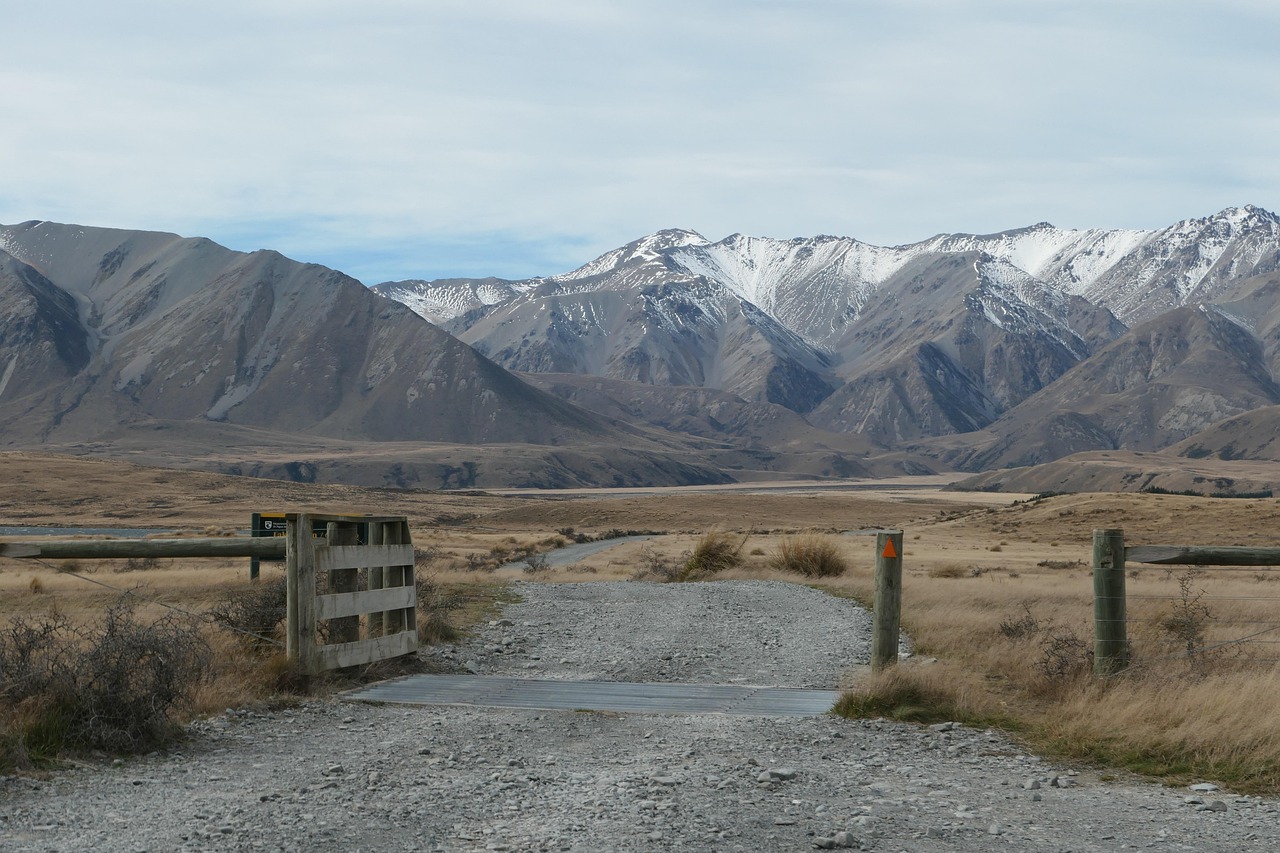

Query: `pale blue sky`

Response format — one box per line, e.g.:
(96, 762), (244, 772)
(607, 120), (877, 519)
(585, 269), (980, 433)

(3, 0), (1278, 283)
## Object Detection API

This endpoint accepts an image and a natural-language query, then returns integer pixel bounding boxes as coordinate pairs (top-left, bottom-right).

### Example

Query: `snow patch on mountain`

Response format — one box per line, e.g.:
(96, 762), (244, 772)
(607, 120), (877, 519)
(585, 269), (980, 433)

(375, 279), (538, 323)
(971, 256), (1089, 358)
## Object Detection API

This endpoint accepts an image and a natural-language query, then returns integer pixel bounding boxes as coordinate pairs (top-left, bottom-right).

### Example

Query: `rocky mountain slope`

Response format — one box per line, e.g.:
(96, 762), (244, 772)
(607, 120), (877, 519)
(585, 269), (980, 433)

(0, 221), (739, 487)
(378, 206), (1280, 464)
(9, 205), (1280, 489)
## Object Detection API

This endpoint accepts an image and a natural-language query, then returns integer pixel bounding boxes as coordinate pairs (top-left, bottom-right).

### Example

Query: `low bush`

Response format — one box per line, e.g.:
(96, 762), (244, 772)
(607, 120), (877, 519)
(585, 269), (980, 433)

(770, 535), (848, 578)
(0, 596), (211, 767)
(629, 545), (680, 582)
(115, 557), (162, 573)
(208, 575), (289, 649)
(416, 574), (461, 644)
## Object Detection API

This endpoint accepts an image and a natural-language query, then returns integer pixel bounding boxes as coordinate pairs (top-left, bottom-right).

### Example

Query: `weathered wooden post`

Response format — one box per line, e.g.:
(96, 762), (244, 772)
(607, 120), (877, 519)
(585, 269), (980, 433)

(383, 519), (411, 635)
(287, 513), (320, 675)
(1093, 528), (1129, 676)
(250, 511), (262, 581)
(368, 521), (385, 638)
(871, 529), (904, 672)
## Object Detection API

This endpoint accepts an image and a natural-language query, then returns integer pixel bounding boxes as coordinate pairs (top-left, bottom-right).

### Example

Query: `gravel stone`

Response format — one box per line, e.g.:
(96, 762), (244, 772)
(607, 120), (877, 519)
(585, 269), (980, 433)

(2, 579), (1278, 852)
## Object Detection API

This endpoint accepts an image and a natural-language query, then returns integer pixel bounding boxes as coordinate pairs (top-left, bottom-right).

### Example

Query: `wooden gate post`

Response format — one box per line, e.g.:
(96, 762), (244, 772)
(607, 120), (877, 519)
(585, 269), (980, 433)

(1093, 528), (1129, 676)
(871, 529), (904, 672)
(286, 514), (320, 674)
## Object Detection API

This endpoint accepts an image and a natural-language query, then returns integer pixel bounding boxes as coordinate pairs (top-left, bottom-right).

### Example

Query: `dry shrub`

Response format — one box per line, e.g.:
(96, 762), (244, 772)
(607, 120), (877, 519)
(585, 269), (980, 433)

(629, 545), (679, 582)
(416, 574), (461, 644)
(208, 574), (289, 649)
(770, 535), (848, 578)
(927, 563), (972, 579)
(0, 596), (210, 763)
(1033, 627), (1094, 694)
(679, 530), (745, 581)
(115, 557), (162, 573)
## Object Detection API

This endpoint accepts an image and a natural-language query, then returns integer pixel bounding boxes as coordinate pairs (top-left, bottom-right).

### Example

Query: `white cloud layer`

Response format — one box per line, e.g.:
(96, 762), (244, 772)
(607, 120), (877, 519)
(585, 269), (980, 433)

(3, 0), (1279, 282)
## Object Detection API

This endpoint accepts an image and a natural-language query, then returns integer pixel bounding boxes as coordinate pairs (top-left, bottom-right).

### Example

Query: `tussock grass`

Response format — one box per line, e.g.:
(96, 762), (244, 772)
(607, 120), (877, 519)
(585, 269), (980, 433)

(678, 530), (746, 581)
(770, 534), (848, 578)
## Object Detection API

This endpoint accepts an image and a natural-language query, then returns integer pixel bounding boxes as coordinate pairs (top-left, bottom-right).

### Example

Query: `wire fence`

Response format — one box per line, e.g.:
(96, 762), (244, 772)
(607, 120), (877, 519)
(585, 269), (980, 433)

(1097, 544), (1280, 671)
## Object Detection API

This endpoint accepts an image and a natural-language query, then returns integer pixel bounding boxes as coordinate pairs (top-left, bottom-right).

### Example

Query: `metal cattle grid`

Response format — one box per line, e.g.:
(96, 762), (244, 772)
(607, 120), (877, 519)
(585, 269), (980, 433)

(344, 675), (839, 717)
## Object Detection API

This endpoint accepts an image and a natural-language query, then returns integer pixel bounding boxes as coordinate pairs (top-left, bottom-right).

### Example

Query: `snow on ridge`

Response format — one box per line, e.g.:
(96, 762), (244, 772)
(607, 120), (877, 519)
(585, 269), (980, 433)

(971, 256), (1089, 357)
(549, 228), (709, 282)
(377, 279), (534, 324)
(921, 223), (1155, 292)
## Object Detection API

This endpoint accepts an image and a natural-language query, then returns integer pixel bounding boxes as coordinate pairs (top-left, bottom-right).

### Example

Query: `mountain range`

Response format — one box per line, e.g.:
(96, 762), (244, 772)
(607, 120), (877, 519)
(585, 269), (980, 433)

(374, 205), (1280, 488)
(5, 206), (1280, 490)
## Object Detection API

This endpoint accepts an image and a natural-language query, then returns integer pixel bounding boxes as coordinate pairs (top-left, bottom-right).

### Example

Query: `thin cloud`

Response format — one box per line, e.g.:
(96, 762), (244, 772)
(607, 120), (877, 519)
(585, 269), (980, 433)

(2, 1), (1278, 282)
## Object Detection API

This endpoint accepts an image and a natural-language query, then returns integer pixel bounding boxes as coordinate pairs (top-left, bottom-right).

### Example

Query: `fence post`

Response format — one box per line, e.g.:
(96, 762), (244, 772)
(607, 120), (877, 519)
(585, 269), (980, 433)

(287, 514), (320, 674)
(250, 511), (261, 581)
(871, 529), (904, 672)
(1093, 528), (1129, 676)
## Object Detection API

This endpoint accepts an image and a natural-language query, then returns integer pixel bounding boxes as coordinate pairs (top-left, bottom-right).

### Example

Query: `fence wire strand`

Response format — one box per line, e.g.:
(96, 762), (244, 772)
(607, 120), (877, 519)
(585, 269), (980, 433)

(23, 556), (285, 648)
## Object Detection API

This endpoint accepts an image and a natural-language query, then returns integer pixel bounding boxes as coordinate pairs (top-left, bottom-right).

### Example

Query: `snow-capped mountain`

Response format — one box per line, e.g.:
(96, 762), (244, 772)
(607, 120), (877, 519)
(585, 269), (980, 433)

(924, 206), (1280, 324)
(374, 204), (1280, 455)
(7, 206), (1280, 488)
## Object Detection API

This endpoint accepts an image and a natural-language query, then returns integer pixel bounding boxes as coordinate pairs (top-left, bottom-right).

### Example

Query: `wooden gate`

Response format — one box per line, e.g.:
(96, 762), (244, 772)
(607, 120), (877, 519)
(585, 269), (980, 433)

(285, 513), (417, 673)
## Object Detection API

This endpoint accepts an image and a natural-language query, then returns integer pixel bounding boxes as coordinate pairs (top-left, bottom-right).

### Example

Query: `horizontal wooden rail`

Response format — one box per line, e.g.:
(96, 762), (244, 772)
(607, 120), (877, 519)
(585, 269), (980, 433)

(316, 586), (415, 621)
(0, 537), (288, 560)
(315, 544), (414, 573)
(1126, 545), (1280, 566)
(316, 629), (417, 670)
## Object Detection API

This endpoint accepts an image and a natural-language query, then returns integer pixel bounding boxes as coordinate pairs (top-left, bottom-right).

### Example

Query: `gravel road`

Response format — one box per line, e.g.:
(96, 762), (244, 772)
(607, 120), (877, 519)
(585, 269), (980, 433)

(2, 580), (1276, 852)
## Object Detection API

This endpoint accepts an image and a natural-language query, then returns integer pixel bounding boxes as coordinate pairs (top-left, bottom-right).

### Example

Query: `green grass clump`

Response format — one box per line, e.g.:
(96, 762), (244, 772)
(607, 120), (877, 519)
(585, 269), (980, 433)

(833, 665), (980, 725)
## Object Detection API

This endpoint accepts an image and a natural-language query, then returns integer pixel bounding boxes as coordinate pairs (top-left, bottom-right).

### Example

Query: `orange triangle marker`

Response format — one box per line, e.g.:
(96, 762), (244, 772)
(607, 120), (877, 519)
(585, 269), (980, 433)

(881, 539), (899, 559)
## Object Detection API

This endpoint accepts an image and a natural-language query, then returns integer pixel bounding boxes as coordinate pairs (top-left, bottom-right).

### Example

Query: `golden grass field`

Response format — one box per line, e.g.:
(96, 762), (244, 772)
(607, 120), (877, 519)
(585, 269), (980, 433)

(5, 452), (1280, 790)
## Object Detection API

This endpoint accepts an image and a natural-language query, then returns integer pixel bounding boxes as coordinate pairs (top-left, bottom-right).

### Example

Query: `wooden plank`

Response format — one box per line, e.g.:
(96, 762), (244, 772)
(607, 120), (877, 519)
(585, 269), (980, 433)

(316, 586), (415, 621)
(300, 513), (407, 525)
(368, 522), (385, 638)
(1125, 545), (1280, 566)
(385, 520), (411, 635)
(0, 537), (286, 560)
(315, 544), (414, 573)
(316, 630), (417, 670)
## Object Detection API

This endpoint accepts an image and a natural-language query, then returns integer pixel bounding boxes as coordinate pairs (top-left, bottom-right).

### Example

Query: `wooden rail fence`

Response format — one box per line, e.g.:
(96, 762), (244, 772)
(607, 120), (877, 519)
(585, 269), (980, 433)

(0, 513), (417, 674)
(1092, 528), (1280, 675)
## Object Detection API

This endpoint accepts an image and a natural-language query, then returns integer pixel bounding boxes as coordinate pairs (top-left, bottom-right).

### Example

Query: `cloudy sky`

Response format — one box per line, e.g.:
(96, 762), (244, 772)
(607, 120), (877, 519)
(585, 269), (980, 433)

(4, 1), (1278, 283)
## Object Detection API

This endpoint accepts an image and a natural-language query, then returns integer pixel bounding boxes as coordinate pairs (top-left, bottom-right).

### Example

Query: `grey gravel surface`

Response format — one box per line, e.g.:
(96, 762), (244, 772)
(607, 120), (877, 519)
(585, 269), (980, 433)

(2, 580), (1276, 852)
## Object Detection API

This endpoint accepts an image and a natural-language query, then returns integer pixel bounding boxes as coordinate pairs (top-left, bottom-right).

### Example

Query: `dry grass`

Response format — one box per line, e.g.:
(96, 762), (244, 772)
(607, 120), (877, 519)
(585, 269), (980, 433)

(826, 532), (1280, 793)
(0, 551), (511, 770)
(10, 460), (1280, 791)
(678, 530), (746, 581)
(770, 534), (848, 578)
